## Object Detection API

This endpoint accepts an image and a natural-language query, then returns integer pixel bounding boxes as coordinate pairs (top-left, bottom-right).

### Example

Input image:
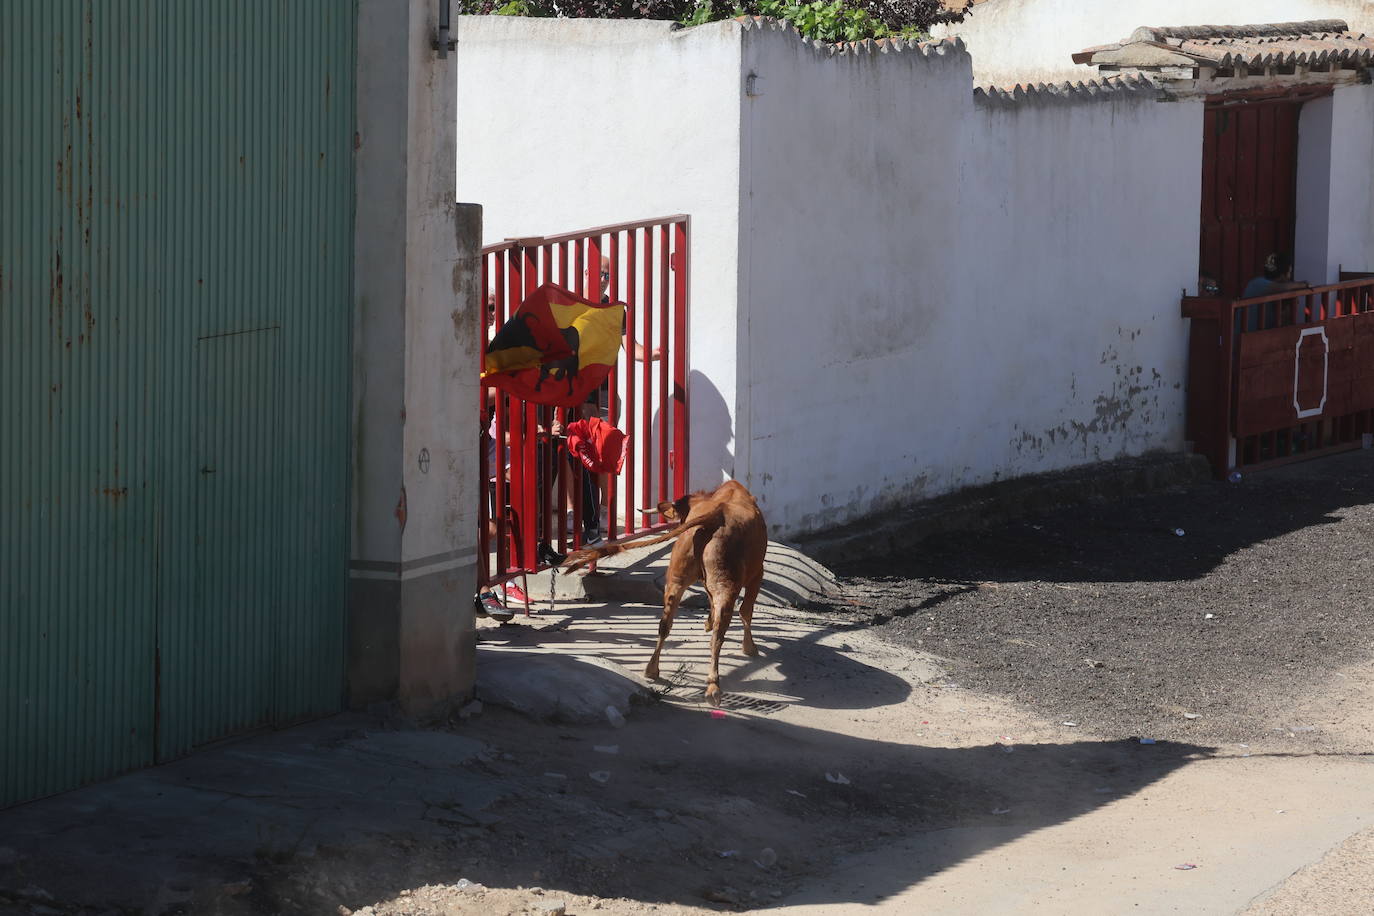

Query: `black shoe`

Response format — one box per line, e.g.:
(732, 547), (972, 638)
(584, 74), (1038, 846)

(474, 591), (503, 619)
(537, 542), (567, 566)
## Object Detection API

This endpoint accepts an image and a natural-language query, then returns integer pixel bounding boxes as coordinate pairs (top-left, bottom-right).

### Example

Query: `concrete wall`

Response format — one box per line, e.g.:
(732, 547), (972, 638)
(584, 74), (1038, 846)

(351, 0), (479, 716)
(934, 0), (1374, 87)
(455, 16), (746, 490)
(1296, 85), (1374, 285)
(1296, 96), (1336, 285)
(739, 24), (1202, 535)
(1326, 85), (1374, 278)
(954, 90), (1202, 502)
(736, 25), (972, 532)
(453, 17), (1371, 539)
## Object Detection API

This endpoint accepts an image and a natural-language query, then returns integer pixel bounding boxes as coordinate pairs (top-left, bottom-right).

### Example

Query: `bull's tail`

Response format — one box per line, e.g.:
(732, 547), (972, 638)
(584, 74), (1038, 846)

(560, 508), (723, 573)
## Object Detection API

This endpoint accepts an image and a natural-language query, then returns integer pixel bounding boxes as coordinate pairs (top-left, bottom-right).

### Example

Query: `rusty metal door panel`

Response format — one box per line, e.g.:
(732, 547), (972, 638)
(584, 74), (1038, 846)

(1, 1), (354, 806)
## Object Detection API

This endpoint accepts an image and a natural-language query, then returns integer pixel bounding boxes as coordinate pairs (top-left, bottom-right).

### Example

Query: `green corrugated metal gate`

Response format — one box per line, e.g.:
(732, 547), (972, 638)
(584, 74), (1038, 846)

(1, 2), (355, 807)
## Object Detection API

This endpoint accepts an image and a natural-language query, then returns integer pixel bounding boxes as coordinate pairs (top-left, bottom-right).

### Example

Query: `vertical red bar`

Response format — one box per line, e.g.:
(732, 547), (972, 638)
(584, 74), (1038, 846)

(575, 238), (588, 299)
(555, 238), (571, 553)
(493, 250), (510, 575)
(504, 248), (526, 572)
(478, 253), (491, 587)
(522, 400), (538, 571)
(538, 405), (551, 553)
(604, 234), (620, 541)
(673, 220), (690, 498)
(507, 246), (522, 320)
(658, 225), (671, 503)
(523, 244), (537, 298)
(537, 243), (555, 555)
(587, 235), (603, 300)
(618, 231), (637, 536)
(643, 226), (654, 527)
(506, 399), (524, 573)
(585, 235), (605, 540)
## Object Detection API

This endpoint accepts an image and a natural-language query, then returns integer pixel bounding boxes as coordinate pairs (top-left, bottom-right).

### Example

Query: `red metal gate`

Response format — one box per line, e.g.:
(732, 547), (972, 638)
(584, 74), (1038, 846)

(1182, 276), (1374, 476)
(478, 216), (690, 602)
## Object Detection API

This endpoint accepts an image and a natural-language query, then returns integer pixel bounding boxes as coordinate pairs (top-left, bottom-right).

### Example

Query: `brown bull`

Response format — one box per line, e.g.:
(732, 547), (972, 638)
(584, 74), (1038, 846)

(562, 481), (767, 705)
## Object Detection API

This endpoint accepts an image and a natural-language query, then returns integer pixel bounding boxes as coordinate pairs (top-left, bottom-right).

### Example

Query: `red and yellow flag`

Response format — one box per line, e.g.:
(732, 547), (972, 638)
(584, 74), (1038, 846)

(481, 283), (624, 408)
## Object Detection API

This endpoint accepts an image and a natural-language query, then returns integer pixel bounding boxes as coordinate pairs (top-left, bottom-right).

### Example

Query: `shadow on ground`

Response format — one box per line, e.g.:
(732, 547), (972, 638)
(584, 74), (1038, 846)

(0, 702), (1212, 915)
(0, 597), (1210, 913)
(481, 600), (915, 711)
(823, 451), (1374, 585)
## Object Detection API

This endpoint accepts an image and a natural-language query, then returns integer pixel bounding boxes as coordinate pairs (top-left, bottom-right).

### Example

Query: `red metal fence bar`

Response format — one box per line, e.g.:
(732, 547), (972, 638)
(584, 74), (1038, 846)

(1182, 275), (1374, 477)
(478, 216), (691, 596)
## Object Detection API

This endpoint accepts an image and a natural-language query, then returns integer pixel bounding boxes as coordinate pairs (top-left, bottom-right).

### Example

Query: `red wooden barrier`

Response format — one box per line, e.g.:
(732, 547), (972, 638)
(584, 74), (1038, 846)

(1183, 276), (1374, 476)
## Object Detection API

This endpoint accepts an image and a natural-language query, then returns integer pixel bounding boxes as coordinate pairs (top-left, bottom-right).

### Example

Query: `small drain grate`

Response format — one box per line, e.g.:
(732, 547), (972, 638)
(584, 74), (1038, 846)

(714, 693), (788, 715)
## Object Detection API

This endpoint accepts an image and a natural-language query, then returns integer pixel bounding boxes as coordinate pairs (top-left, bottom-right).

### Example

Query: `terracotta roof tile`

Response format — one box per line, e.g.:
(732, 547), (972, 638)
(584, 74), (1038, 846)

(1073, 19), (1374, 73)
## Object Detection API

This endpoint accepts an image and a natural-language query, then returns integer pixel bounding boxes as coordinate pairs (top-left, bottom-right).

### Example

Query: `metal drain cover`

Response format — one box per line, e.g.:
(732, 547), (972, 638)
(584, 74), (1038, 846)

(714, 693), (788, 715)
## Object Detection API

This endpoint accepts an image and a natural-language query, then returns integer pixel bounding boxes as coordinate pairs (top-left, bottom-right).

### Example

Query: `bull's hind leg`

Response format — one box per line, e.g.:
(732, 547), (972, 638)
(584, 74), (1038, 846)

(704, 584), (742, 706)
(645, 578), (688, 682)
(738, 574), (764, 658)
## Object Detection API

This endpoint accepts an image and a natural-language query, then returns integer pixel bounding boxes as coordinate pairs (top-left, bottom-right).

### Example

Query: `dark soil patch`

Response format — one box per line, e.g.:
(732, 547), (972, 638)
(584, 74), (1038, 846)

(809, 451), (1374, 745)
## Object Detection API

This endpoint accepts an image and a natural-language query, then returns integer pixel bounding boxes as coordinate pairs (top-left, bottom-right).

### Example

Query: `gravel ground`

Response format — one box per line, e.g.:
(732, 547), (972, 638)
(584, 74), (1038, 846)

(809, 450), (1374, 745)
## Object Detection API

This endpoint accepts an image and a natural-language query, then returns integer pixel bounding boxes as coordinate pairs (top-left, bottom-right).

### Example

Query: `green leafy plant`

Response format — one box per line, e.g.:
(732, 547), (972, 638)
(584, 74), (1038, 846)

(462, 0), (967, 44)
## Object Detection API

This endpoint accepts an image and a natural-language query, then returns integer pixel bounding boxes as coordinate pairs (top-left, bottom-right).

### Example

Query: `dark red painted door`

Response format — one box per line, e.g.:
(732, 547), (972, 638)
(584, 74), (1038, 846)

(1198, 101), (1301, 298)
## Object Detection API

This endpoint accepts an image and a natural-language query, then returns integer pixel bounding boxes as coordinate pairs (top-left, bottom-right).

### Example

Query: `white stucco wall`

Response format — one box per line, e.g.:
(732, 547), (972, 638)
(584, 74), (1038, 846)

(455, 16), (746, 490)
(1296, 96), (1335, 285)
(934, 0), (1374, 87)
(738, 24), (1202, 535)
(456, 17), (1370, 540)
(954, 92), (1202, 498)
(1296, 85), (1374, 285)
(1326, 85), (1374, 278)
(736, 27), (971, 533)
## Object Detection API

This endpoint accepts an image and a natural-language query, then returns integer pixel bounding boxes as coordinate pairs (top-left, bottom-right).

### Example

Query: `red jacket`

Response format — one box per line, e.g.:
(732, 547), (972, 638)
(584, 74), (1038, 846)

(565, 417), (627, 475)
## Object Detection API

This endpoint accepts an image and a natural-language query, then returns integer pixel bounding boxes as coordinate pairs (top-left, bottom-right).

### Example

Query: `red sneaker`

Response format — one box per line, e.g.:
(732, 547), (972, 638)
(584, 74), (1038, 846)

(503, 582), (530, 606)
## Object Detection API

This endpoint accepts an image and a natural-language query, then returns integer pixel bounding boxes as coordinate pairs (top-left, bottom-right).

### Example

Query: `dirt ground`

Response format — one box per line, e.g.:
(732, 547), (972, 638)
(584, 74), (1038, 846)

(338, 450), (1374, 915)
(3, 452), (1373, 916)
(806, 448), (1374, 748)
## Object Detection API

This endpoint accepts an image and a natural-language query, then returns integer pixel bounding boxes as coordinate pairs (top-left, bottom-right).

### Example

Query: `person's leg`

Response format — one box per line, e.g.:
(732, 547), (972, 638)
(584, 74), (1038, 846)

(582, 467), (602, 543)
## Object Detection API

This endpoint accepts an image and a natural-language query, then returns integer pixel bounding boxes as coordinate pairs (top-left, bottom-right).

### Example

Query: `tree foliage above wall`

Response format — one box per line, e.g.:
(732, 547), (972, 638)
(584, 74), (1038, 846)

(461, 0), (970, 43)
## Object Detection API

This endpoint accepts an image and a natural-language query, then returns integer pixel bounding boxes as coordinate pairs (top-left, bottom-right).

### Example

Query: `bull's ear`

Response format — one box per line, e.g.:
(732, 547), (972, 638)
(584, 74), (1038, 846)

(656, 499), (678, 520)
